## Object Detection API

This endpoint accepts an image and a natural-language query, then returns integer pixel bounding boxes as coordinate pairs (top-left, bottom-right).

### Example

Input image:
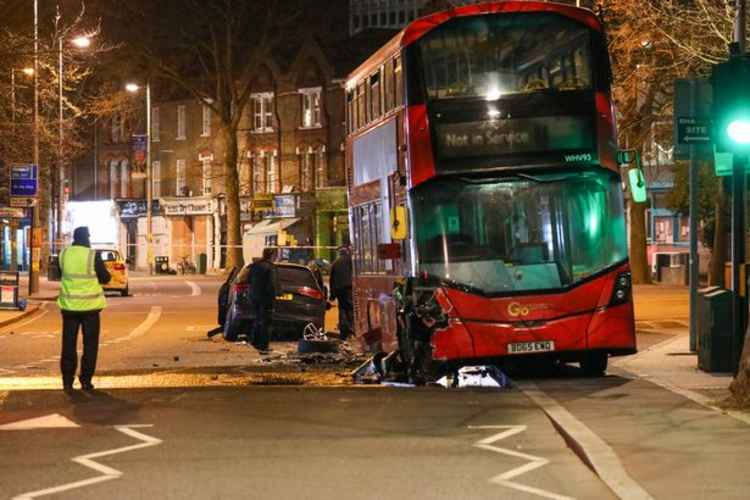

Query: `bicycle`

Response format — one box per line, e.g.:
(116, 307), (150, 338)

(177, 256), (197, 275)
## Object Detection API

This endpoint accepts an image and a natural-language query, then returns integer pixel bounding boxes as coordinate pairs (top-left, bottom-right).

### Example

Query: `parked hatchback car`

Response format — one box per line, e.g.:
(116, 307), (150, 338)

(96, 249), (129, 296)
(223, 262), (327, 341)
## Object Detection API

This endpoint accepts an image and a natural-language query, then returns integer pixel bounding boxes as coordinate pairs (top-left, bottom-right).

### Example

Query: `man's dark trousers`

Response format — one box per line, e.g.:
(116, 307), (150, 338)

(60, 311), (100, 386)
(336, 287), (354, 340)
(251, 302), (272, 351)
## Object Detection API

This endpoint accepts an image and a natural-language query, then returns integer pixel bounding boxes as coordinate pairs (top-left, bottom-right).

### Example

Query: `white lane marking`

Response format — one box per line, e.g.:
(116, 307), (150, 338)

(469, 425), (573, 500)
(186, 280), (201, 297)
(12, 424), (162, 500)
(117, 306), (162, 342)
(518, 382), (654, 500)
(0, 413), (79, 431)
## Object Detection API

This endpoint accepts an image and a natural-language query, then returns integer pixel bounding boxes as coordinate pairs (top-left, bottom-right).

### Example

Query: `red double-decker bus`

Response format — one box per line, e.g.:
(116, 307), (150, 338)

(345, 1), (635, 377)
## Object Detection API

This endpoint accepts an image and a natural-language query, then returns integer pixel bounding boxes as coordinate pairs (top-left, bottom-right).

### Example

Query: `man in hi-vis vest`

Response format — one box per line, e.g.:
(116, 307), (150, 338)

(57, 226), (111, 391)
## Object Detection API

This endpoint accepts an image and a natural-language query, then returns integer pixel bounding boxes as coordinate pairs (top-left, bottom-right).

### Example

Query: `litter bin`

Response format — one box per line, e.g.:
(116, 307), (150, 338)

(198, 253), (207, 274)
(0, 271), (22, 310)
(698, 288), (734, 373)
(47, 255), (61, 281)
(155, 256), (170, 275)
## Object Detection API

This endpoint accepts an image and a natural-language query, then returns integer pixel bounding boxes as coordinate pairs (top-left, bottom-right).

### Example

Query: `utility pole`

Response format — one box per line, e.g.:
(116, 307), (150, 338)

(146, 81), (153, 275)
(731, 0), (747, 371)
(57, 34), (64, 254)
(29, 0), (40, 295)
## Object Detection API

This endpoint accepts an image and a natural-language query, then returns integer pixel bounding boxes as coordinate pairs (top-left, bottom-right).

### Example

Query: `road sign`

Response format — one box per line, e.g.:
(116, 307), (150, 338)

(10, 164), (38, 197)
(674, 79), (713, 160)
(0, 208), (26, 218)
(9, 197), (36, 208)
(677, 117), (711, 144)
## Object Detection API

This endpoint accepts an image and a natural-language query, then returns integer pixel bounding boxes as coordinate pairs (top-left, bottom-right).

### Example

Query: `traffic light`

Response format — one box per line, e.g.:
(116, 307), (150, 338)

(711, 55), (750, 153)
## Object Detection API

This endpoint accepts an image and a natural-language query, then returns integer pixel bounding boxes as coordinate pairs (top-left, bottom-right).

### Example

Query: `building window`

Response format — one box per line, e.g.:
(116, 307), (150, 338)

(152, 107), (160, 142)
(301, 147), (314, 192)
(152, 161), (161, 197)
(300, 87), (322, 128)
(252, 154), (265, 194)
(252, 93), (274, 133)
(177, 105), (187, 140)
(202, 159), (212, 195)
(201, 105), (211, 137)
(120, 160), (129, 198)
(239, 158), (251, 196)
(109, 160), (118, 198)
(266, 152), (278, 194)
(316, 147), (327, 189)
(112, 115), (123, 143)
(176, 159), (187, 195)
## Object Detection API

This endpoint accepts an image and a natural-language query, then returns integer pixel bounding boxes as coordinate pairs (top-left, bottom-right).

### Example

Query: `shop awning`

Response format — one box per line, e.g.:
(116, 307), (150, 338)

(245, 218), (300, 236)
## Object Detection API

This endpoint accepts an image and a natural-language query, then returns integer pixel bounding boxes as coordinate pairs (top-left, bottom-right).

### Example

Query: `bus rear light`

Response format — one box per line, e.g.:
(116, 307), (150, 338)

(297, 287), (324, 300)
(609, 272), (631, 306)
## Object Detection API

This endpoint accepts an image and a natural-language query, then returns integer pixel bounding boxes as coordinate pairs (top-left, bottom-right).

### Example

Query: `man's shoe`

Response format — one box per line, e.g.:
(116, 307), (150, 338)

(63, 384), (74, 392)
(80, 381), (94, 391)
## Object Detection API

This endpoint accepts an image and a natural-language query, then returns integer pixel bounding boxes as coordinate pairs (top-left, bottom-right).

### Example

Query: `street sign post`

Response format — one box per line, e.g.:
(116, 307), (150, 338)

(674, 79), (713, 352)
(10, 164), (39, 208)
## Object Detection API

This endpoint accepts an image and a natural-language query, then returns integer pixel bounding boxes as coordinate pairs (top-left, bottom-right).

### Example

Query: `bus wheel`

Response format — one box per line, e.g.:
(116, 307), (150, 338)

(580, 352), (608, 377)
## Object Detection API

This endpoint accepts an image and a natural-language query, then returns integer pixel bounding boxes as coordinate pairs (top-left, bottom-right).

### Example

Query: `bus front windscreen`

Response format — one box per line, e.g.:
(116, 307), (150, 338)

(417, 12), (594, 101)
(413, 170), (627, 295)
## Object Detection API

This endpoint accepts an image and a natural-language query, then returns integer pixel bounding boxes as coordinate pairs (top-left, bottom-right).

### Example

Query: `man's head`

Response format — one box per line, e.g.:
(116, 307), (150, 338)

(262, 247), (276, 261)
(73, 226), (91, 247)
(338, 245), (350, 257)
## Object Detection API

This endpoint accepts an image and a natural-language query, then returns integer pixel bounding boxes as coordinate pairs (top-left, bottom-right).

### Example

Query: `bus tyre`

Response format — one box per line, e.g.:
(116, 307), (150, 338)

(580, 352), (608, 377)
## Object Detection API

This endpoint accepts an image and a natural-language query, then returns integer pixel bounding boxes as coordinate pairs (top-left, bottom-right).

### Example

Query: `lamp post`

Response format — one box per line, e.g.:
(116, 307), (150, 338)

(10, 67), (34, 130)
(55, 34), (92, 253)
(125, 82), (153, 274)
(30, 0), (39, 295)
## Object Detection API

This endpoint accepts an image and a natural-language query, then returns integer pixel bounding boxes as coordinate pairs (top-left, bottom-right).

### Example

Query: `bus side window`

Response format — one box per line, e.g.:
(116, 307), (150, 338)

(347, 90), (354, 134)
(384, 58), (394, 112)
(394, 55), (403, 106)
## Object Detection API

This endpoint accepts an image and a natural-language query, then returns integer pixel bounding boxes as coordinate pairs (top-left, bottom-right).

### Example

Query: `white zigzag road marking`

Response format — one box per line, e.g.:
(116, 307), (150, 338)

(12, 425), (162, 500)
(469, 425), (574, 500)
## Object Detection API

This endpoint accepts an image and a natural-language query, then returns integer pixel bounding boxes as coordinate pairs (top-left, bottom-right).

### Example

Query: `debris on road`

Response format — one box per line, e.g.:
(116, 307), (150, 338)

(435, 365), (510, 389)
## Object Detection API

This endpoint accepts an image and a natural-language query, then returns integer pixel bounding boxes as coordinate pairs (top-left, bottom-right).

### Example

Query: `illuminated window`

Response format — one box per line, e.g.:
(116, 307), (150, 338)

(201, 105), (211, 137)
(152, 161), (161, 197)
(151, 107), (160, 142)
(177, 105), (186, 140)
(176, 159), (186, 195)
(252, 93), (274, 132)
(300, 88), (322, 128)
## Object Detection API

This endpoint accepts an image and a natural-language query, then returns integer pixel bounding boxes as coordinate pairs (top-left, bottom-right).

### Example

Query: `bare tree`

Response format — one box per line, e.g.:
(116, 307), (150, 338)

(103, 0), (315, 270)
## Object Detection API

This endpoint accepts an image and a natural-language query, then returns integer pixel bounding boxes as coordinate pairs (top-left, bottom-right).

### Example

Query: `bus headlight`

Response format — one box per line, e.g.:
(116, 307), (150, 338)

(609, 272), (632, 306)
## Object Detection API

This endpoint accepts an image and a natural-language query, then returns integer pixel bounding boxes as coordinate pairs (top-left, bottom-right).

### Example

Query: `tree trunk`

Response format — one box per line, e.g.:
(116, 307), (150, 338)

(709, 183), (728, 286)
(630, 200), (650, 284)
(729, 327), (750, 407)
(222, 125), (244, 270)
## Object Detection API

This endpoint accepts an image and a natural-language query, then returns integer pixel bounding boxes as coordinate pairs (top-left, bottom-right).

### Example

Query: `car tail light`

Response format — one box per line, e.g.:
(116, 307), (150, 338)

(609, 272), (632, 306)
(297, 286), (323, 300)
(233, 283), (249, 295)
(113, 263), (125, 271)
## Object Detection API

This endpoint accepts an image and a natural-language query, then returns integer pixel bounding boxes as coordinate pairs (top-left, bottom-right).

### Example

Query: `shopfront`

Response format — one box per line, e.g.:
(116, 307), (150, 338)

(160, 196), (221, 271)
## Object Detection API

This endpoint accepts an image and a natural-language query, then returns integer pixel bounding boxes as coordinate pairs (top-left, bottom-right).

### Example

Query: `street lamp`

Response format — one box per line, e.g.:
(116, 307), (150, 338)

(125, 81), (153, 274)
(55, 34), (93, 252)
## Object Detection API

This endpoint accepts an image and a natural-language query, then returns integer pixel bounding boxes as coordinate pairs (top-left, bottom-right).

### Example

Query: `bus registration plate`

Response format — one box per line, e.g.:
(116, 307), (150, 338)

(508, 341), (555, 354)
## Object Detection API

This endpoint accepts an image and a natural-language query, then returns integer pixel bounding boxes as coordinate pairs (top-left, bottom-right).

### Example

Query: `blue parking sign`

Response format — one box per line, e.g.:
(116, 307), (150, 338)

(10, 164), (38, 197)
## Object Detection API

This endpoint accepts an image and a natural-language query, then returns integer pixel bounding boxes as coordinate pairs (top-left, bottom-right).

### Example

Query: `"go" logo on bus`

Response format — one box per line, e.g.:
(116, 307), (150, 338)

(507, 302), (530, 317)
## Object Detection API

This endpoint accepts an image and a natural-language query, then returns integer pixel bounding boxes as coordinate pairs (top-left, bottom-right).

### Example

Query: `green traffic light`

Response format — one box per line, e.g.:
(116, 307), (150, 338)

(727, 119), (750, 144)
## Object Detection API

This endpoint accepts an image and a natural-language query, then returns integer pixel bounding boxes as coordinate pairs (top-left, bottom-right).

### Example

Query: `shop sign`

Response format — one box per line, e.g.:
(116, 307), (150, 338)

(162, 197), (214, 216)
(273, 195), (297, 218)
(117, 199), (161, 219)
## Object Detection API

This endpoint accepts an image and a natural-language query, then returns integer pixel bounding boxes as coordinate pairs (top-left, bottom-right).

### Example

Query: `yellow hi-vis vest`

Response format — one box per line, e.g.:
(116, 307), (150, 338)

(57, 246), (106, 312)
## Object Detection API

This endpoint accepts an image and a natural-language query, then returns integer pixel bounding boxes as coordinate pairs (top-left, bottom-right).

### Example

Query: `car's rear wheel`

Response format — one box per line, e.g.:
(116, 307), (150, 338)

(580, 352), (608, 377)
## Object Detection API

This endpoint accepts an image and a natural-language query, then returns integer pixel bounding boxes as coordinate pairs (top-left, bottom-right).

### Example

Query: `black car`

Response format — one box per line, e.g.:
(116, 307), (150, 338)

(223, 262), (327, 341)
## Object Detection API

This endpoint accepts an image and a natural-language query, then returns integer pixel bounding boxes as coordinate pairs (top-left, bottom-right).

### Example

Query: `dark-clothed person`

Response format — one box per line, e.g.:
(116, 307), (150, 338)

(249, 248), (277, 352)
(330, 246), (353, 340)
(57, 226), (111, 391)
